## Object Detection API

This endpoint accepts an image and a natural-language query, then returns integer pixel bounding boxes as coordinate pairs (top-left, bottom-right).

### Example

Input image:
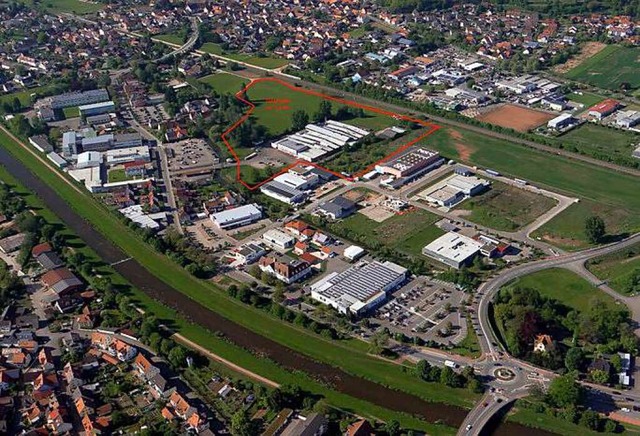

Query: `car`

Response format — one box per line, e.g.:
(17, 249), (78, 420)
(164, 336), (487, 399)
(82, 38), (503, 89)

(483, 402), (489, 407)
(625, 397), (635, 401)
(466, 424), (472, 431)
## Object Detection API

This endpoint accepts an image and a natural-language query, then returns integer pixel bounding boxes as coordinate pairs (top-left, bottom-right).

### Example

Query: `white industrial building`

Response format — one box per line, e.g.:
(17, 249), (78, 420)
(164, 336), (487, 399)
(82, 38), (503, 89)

(262, 229), (295, 250)
(119, 205), (163, 230)
(343, 245), (366, 262)
(76, 151), (102, 169)
(547, 113), (576, 130)
(260, 181), (307, 205)
(616, 110), (640, 128)
(419, 174), (489, 207)
(271, 120), (369, 162)
(310, 260), (407, 316)
(422, 232), (483, 269)
(48, 89), (109, 109)
(210, 204), (262, 229)
(105, 146), (151, 166)
(68, 166), (104, 193)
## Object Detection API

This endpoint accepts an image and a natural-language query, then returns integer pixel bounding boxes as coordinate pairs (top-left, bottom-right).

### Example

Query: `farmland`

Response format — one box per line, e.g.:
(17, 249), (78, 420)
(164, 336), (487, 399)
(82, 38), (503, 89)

(586, 242), (640, 295)
(503, 268), (620, 313)
(422, 127), (640, 248)
(476, 104), (554, 132)
(565, 45), (640, 90)
(455, 181), (557, 232)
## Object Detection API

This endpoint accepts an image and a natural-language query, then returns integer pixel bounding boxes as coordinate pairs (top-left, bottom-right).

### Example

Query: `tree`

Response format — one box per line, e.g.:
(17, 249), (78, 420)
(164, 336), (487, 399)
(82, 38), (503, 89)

(547, 373), (583, 408)
(589, 369), (610, 385)
(585, 215), (606, 244)
(291, 109), (309, 131)
(231, 410), (254, 436)
(384, 419), (400, 436)
(579, 410), (601, 431)
(368, 329), (389, 355)
(313, 100), (332, 123)
(564, 347), (585, 372)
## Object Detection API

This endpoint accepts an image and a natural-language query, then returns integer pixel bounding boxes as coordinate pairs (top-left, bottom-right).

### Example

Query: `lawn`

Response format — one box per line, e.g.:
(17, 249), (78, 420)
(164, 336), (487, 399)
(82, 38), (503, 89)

(17, 0), (103, 14)
(62, 106), (79, 119)
(586, 242), (640, 296)
(244, 79), (397, 138)
(0, 129), (480, 416)
(199, 73), (248, 95)
(455, 180), (557, 232)
(565, 45), (640, 90)
(107, 169), (131, 183)
(0, 164), (454, 435)
(154, 33), (185, 46)
(199, 42), (289, 69)
(424, 127), (640, 248)
(507, 405), (621, 436)
(338, 208), (444, 258)
(556, 123), (639, 165)
(566, 91), (606, 108)
(503, 268), (620, 313)
(0, 85), (57, 111)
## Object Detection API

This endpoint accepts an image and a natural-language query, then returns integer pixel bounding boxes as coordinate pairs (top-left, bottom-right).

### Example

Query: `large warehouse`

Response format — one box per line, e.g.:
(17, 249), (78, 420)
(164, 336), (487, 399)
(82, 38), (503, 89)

(310, 260), (408, 316)
(210, 204), (262, 229)
(419, 174), (490, 207)
(375, 148), (443, 178)
(422, 232), (483, 269)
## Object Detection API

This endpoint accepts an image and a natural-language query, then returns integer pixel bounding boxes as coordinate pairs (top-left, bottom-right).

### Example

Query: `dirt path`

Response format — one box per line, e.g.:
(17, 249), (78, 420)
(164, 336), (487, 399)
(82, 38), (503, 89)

(171, 333), (280, 388)
(553, 41), (607, 74)
(449, 129), (475, 161)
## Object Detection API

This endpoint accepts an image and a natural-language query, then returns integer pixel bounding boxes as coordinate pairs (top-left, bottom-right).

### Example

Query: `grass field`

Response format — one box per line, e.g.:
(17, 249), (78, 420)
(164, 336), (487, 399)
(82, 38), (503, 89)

(0, 164), (454, 435)
(557, 123), (639, 164)
(155, 33), (185, 45)
(504, 268), (620, 313)
(566, 91), (606, 108)
(455, 180), (557, 232)
(0, 129), (480, 418)
(338, 209), (444, 258)
(424, 127), (640, 248)
(586, 242), (640, 296)
(62, 106), (79, 119)
(199, 73), (248, 95)
(17, 0), (103, 14)
(0, 85), (56, 111)
(565, 45), (640, 90)
(507, 405), (619, 436)
(198, 42), (289, 69)
(244, 80), (397, 137)
(107, 168), (131, 183)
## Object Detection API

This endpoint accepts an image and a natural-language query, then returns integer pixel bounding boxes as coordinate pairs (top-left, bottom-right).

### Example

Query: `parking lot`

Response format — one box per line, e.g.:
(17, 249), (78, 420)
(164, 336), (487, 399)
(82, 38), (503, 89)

(374, 277), (469, 345)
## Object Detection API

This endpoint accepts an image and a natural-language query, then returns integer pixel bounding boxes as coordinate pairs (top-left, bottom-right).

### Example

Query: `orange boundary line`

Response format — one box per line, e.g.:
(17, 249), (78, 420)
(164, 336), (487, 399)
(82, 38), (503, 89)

(220, 77), (441, 190)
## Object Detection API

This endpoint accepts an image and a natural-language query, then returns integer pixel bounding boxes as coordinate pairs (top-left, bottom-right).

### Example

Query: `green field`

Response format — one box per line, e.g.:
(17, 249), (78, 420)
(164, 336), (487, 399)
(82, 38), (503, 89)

(507, 405), (621, 436)
(504, 268), (620, 313)
(0, 85), (56, 112)
(62, 106), (79, 119)
(455, 180), (557, 232)
(557, 123), (639, 164)
(0, 164), (454, 434)
(565, 91), (606, 108)
(565, 45), (640, 91)
(337, 208), (444, 258)
(199, 43), (289, 69)
(0, 129), (479, 422)
(154, 33), (185, 45)
(107, 168), (131, 183)
(587, 242), (640, 296)
(17, 0), (103, 14)
(245, 80), (396, 137)
(424, 127), (640, 248)
(199, 73), (248, 95)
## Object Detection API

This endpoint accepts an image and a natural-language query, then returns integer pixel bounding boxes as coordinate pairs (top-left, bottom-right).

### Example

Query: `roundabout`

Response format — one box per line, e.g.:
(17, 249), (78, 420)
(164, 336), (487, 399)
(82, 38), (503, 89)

(493, 367), (516, 382)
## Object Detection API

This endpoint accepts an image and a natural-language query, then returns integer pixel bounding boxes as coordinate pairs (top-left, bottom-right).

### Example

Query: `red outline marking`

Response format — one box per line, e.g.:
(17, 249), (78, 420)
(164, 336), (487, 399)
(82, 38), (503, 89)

(221, 77), (441, 190)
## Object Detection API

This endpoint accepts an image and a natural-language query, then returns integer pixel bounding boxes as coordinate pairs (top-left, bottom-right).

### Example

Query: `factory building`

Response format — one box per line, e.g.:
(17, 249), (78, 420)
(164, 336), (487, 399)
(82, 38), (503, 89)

(78, 101), (115, 117)
(310, 260), (407, 316)
(210, 204), (262, 229)
(422, 232), (483, 269)
(547, 113), (576, 130)
(419, 174), (489, 207)
(48, 89), (109, 109)
(375, 148), (444, 178)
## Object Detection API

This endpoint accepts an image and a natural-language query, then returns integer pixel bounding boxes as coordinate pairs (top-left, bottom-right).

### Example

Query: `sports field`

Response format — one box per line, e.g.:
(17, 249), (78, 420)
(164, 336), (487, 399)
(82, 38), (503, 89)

(504, 268), (620, 313)
(565, 45), (640, 90)
(586, 243), (640, 295)
(455, 181), (557, 232)
(423, 127), (640, 248)
(476, 104), (554, 132)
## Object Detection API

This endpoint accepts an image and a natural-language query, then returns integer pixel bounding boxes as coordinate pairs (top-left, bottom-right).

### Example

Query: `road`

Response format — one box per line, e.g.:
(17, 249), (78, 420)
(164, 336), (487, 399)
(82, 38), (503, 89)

(155, 17), (200, 63)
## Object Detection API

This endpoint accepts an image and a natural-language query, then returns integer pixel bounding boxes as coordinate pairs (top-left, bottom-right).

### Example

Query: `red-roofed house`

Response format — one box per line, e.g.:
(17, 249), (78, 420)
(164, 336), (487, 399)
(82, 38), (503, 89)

(588, 99), (621, 119)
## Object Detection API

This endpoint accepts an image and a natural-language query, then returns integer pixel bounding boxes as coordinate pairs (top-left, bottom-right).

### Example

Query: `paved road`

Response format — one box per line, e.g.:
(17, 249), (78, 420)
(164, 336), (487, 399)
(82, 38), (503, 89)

(155, 17), (199, 63)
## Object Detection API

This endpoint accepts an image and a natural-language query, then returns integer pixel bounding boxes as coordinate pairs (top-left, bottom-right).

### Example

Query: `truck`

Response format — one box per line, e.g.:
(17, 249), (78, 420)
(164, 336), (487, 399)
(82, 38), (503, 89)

(444, 360), (458, 369)
(485, 168), (501, 177)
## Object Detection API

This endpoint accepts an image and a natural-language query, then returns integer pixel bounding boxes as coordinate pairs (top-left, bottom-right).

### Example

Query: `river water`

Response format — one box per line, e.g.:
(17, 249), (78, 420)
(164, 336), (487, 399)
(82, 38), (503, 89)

(0, 146), (551, 434)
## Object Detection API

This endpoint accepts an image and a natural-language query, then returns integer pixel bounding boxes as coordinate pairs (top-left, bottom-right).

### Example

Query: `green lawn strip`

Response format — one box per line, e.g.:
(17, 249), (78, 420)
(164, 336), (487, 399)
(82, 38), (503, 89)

(504, 268), (620, 313)
(154, 33), (185, 45)
(0, 129), (479, 409)
(0, 161), (456, 435)
(586, 242), (640, 296)
(455, 180), (557, 232)
(199, 73), (248, 95)
(565, 45), (640, 90)
(448, 317), (481, 359)
(16, 0), (103, 14)
(62, 106), (79, 119)
(425, 128), (640, 247)
(507, 407), (610, 436)
(107, 168), (131, 183)
(198, 43), (288, 69)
